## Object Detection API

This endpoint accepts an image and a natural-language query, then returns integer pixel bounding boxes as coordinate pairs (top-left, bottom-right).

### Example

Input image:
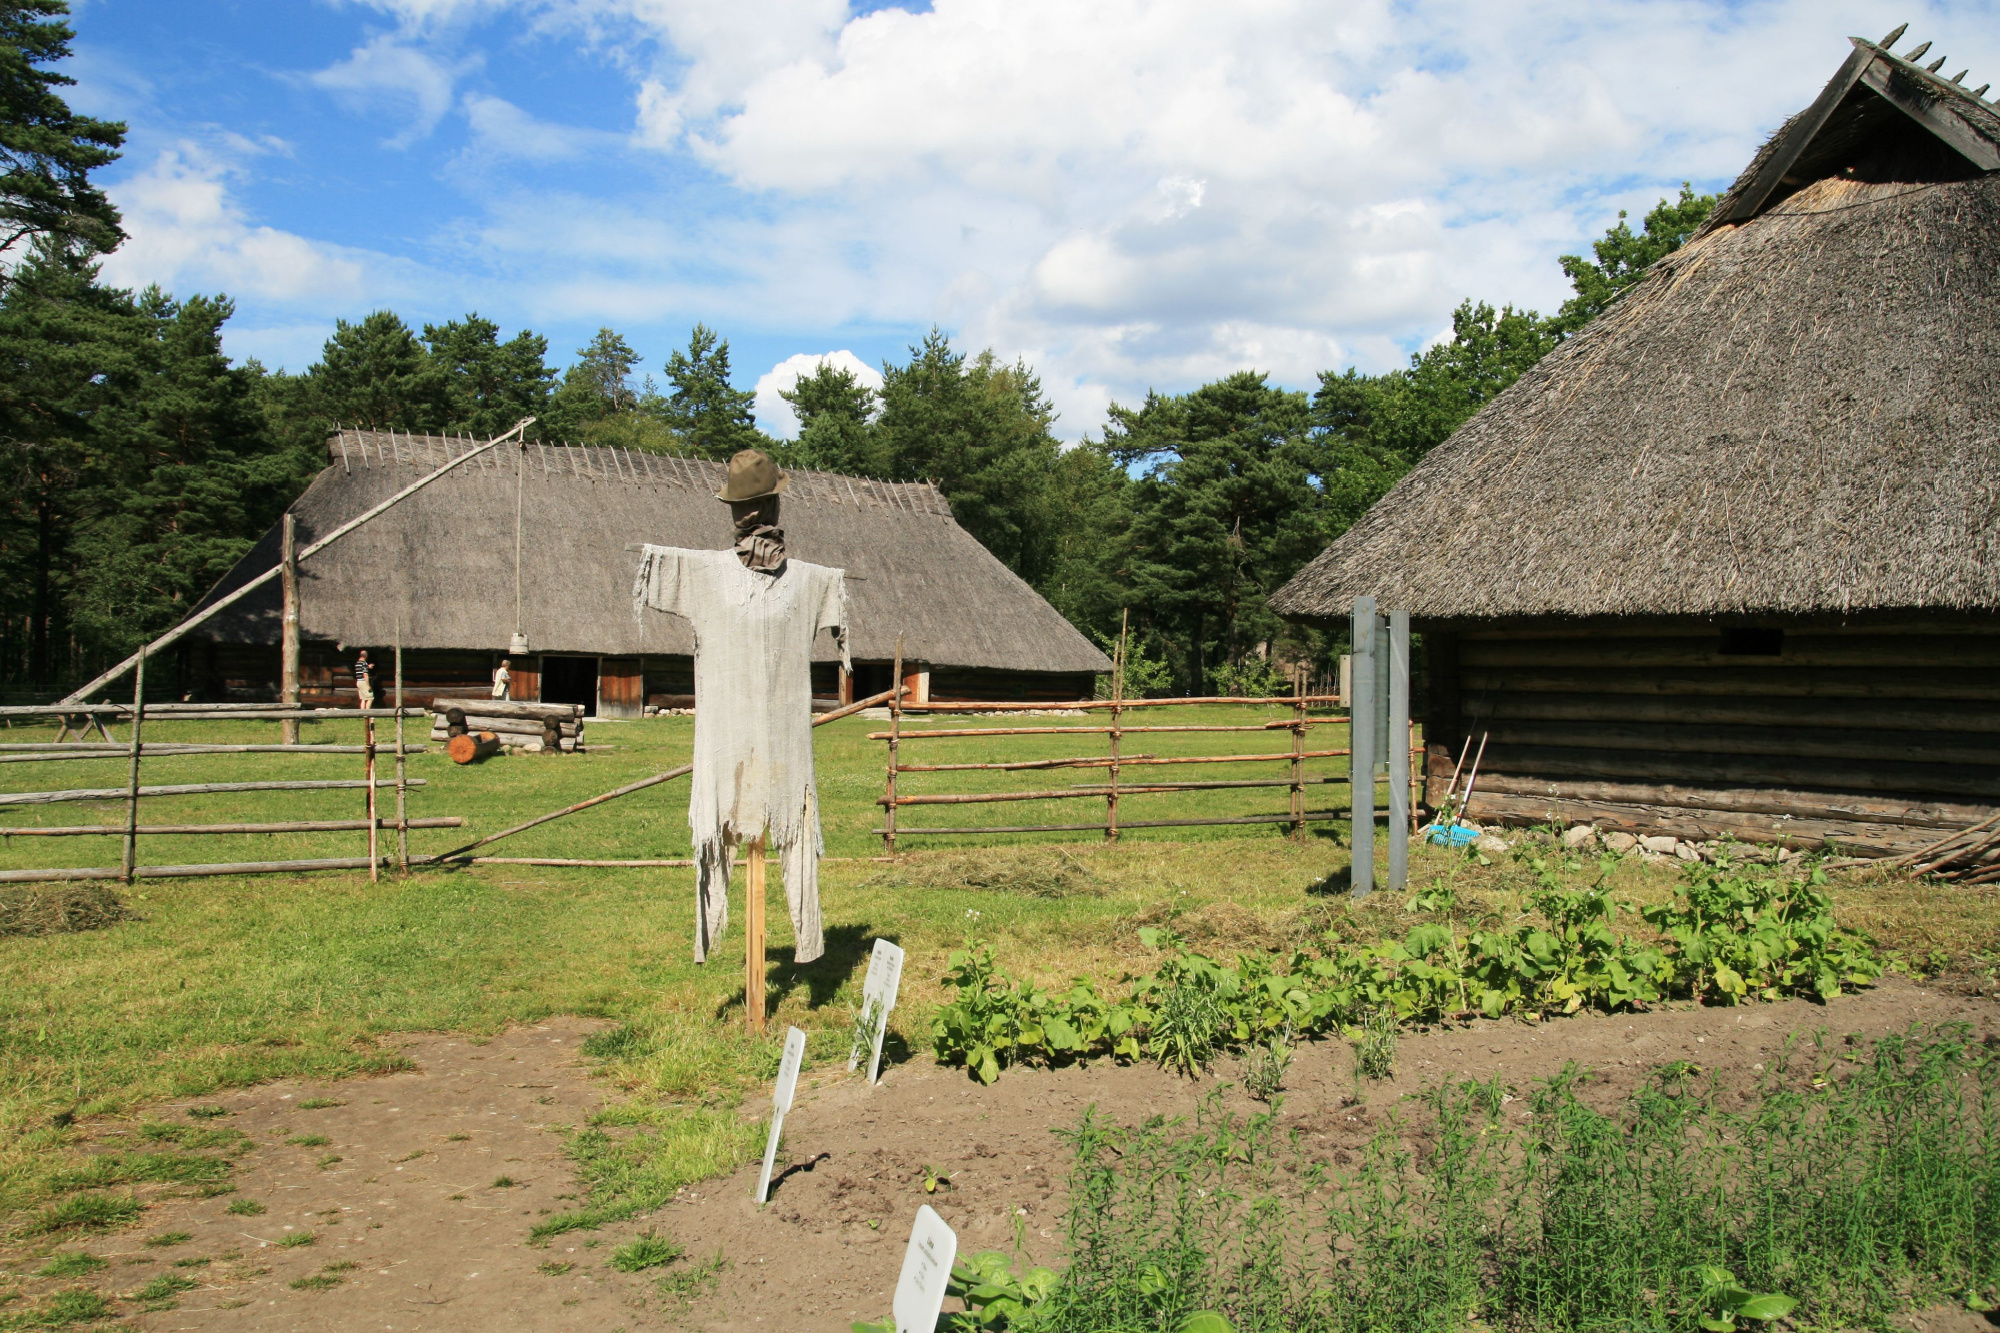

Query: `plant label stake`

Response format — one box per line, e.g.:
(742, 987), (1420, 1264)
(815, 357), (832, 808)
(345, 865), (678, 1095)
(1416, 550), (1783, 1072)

(848, 938), (905, 1084)
(891, 1205), (956, 1333)
(755, 1025), (807, 1205)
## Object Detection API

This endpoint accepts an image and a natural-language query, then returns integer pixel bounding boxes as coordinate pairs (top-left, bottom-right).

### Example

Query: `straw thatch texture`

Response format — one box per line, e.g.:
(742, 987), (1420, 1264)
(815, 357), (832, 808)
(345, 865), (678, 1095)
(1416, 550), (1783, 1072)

(1270, 172), (2000, 623)
(192, 432), (1109, 675)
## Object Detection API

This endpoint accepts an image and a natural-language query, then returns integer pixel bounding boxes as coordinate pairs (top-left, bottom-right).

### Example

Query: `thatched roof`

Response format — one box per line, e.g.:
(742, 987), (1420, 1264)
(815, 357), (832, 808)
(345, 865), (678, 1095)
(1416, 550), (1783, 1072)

(191, 431), (1110, 674)
(1271, 33), (2000, 625)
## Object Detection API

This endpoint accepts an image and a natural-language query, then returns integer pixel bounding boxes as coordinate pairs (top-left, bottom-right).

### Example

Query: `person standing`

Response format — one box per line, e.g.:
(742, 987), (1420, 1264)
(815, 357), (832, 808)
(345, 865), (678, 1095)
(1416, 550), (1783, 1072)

(492, 658), (513, 701)
(353, 650), (376, 710)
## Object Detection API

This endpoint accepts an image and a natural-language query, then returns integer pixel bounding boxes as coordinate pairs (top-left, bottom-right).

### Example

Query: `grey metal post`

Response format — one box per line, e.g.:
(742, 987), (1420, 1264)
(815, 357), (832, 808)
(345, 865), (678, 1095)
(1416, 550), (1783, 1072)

(1350, 596), (1376, 896)
(1387, 610), (1410, 891)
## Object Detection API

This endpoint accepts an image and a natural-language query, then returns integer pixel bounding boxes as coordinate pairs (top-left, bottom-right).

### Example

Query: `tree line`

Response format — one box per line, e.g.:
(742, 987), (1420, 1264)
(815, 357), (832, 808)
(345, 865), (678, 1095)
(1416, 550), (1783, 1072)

(0, 0), (1715, 695)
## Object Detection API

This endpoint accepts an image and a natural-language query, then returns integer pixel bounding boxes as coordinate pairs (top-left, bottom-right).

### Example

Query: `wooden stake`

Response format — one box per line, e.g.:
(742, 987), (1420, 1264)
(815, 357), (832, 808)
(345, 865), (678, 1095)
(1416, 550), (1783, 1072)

(745, 836), (767, 1036)
(1107, 609), (1126, 843)
(394, 627), (407, 873)
(281, 512), (300, 745)
(121, 648), (146, 884)
(885, 635), (903, 856)
(365, 713), (378, 882)
(1290, 663), (1305, 837)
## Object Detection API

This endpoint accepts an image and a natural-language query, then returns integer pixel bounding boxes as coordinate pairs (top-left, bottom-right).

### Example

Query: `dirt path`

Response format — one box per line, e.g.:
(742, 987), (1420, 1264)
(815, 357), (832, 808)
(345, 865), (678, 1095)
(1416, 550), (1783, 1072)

(19, 980), (2000, 1331)
(72, 1017), (666, 1333)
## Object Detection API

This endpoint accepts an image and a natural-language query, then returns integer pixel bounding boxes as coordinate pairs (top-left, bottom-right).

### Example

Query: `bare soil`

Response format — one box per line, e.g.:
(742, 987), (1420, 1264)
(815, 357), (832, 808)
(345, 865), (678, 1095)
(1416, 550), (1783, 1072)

(24, 981), (2000, 1332)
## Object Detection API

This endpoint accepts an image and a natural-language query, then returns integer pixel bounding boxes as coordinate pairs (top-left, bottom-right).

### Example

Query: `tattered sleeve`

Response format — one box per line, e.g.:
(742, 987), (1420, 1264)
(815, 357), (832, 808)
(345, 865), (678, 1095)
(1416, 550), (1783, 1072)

(816, 568), (852, 673)
(633, 545), (697, 622)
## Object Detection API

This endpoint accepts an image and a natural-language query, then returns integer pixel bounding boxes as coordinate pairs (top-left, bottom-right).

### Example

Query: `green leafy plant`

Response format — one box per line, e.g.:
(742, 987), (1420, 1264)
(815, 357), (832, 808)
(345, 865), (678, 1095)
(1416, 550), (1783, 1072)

(143, 1230), (191, 1247)
(226, 1198), (265, 1216)
(930, 861), (1883, 1084)
(1694, 1265), (1797, 1330)
(277, 1230), (316, 1248)
(949, 1249), (1060, 1329)
(133, 1271), (197, 1303)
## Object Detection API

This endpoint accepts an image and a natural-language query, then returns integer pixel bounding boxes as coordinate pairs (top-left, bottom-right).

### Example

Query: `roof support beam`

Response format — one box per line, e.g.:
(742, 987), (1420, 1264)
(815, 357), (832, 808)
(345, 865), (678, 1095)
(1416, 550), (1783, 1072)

(1856, 58), (2000, 171)
(1717, 42), (1875, 223)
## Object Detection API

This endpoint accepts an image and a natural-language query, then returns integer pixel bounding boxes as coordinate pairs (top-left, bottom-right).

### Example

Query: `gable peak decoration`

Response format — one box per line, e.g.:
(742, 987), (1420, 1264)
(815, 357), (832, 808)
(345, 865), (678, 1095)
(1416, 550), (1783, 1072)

(1712, 25), (2000, 226)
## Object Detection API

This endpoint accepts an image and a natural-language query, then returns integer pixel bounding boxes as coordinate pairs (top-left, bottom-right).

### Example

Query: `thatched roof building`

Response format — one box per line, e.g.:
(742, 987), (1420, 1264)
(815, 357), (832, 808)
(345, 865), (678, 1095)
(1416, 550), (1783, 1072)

(1272, 31), (2000, 856)
(187, 431), (1108, 714)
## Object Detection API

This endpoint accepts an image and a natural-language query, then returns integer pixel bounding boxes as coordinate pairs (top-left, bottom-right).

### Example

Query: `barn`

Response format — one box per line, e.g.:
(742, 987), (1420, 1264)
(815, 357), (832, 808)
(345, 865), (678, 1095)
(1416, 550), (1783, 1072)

(1271, 31), (2000, 857)
(184, 430), (1110, 714)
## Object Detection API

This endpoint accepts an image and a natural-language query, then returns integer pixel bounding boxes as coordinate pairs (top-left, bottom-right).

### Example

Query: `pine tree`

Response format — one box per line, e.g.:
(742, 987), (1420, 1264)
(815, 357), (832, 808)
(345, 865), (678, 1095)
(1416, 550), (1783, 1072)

(660, 323), (764, 460)
(0, 1), (126, 263)
(307, 311), (442, 430)
(781, 360), (884, 475)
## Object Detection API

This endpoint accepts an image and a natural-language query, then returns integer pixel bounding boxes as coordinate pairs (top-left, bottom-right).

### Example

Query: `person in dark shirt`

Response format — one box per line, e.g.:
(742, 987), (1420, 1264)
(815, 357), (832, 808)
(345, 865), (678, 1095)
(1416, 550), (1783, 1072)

(353, 650), (375, 710)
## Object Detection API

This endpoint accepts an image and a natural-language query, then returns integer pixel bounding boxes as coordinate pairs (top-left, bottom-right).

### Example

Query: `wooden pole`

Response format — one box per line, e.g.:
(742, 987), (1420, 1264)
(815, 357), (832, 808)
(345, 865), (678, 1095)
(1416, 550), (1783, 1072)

(281, 512), (300, 745)
(745, 835), (767, 1036)
(1, 778), (425, 807)
(364, 712), (378, 882)
(885, 636), (903, 856)
(121, 648), (146, 884)
(421, 686), (902, 864)
(59, 417), (535, 705)
(1107, 610), (1126, 843)
(394, 626), (407, 872)
(1290, 663), (1305, 837)
(1, 818), (463, 837)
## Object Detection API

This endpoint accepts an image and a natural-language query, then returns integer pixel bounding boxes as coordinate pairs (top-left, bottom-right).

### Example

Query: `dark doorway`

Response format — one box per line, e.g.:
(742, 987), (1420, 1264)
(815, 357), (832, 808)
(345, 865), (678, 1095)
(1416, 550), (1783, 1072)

(851, 662), (892, 700)
(541, 655), (600, 711)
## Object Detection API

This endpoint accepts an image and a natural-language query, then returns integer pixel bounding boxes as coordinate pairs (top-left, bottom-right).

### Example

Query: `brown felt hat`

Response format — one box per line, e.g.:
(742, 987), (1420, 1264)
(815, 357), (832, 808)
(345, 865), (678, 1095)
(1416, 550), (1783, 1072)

(716, 449), (788, 502)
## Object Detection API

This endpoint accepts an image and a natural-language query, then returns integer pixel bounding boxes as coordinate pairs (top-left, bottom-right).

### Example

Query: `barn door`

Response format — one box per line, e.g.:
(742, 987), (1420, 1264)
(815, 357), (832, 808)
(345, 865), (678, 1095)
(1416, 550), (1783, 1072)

(599, 657), (643, 719)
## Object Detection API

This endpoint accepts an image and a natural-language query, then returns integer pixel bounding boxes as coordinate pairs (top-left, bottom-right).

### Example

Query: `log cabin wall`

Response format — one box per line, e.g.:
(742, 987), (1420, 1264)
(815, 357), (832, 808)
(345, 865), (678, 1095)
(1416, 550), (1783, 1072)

(1423, 617), (2000, 856)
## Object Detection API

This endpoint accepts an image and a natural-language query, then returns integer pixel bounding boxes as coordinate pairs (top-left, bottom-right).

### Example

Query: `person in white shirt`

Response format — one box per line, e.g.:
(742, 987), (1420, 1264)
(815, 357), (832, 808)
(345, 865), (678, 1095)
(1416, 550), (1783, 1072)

(492, 659), (512, 701)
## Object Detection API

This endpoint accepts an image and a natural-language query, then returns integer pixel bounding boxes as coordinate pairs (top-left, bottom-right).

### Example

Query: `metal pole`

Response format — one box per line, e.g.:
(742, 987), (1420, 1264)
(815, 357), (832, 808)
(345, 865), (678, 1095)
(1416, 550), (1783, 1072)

(1350, 596), (1376, 897)
(1107, 609), (1126, 842)
(394, 625), (407, 873)
(281, 512), (300, 745)
(1387, 609), (1410, 891)
(121, 648), (146, 884)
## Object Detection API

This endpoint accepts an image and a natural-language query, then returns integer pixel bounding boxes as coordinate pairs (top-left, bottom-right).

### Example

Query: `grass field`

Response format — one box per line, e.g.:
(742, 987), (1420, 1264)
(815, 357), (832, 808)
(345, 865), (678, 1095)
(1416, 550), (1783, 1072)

(0, 706), (1995, 1231)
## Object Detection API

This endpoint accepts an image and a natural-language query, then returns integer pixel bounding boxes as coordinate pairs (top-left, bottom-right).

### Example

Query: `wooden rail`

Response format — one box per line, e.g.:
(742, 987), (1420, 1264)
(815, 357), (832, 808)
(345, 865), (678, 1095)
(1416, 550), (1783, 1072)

(1, 818), (463, 838)
(872, 640), (1374, 848)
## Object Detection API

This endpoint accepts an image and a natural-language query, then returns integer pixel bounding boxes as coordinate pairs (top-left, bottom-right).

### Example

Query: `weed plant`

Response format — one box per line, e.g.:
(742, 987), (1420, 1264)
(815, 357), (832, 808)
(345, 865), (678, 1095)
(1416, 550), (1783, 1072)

(1353, 1008), (1397, 1081)
(1001, 1025), (1998, 1333)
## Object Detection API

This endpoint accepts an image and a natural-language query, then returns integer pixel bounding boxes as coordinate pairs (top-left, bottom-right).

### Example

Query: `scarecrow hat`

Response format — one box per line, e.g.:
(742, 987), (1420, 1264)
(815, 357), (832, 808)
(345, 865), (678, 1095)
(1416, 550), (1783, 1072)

(716, 449), (788, 502)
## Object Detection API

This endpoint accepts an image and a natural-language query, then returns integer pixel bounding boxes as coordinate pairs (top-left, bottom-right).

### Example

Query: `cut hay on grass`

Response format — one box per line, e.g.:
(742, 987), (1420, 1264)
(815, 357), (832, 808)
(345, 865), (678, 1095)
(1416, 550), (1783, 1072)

(860, 847), (1103, 899)
(0, 885), (127, 938)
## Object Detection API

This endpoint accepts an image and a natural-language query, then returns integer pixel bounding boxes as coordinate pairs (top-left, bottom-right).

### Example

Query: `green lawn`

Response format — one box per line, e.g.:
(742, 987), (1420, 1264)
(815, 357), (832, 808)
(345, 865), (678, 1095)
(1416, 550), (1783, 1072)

(0, 706), (1992, 1229)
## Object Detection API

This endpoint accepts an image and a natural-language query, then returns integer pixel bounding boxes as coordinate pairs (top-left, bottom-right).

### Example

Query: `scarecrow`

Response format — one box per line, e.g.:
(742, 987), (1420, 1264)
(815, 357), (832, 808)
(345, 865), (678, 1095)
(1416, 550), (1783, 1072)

(633, 449), (846, 965)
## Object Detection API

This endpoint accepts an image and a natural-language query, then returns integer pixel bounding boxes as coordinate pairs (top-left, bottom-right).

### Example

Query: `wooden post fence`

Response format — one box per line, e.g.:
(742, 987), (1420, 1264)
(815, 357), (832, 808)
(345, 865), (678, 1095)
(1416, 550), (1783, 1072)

(1107, 611), (1126, 842)
(121, 649), (146, 884)
(884, 637), (903, 855)
(394, 633), (408, 872)
(281, 512), (300, 745)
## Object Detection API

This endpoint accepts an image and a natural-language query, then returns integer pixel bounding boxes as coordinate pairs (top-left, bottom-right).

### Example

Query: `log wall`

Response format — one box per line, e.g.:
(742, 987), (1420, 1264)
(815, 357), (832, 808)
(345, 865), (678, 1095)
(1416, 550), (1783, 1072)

(1425, 618), (2000, 856)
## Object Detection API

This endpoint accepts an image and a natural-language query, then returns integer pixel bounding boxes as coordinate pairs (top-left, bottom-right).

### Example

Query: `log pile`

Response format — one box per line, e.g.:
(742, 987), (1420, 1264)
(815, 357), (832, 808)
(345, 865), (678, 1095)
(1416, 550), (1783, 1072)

(1827, 809), (2000, 882)
(429, 698), (584, 753)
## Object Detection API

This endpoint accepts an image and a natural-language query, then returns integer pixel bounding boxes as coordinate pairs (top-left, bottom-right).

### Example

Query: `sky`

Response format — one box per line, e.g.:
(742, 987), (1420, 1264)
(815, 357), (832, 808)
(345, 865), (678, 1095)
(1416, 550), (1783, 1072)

(64, 0), (2000, 440)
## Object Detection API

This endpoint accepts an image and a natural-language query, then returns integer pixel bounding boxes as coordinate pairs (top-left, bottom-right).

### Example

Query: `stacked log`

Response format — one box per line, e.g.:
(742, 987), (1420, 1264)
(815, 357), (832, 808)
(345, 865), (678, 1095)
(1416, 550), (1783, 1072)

(430, 698), (585, 753)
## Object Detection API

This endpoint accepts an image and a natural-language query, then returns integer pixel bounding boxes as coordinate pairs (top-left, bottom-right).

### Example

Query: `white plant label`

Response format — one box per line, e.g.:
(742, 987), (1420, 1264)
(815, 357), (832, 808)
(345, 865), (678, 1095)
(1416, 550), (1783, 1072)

(755, 1025), (807, 1205)
(848, 938), (905, 1084)
(892, 1204), (957, 1333)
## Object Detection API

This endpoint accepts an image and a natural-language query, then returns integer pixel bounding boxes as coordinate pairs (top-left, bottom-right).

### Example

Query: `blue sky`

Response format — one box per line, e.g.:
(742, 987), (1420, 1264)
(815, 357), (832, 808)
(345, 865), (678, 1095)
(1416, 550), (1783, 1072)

(66, 0), (2000, 439)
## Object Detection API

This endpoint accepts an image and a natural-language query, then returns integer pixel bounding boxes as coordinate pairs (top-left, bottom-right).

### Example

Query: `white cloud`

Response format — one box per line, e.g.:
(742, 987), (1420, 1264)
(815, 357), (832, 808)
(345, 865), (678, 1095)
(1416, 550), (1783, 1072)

(308, 33), (471, 146)
(461, 93), (595, 161)
(574, 0), (1935, 430)
(100, 142), (379, 307)
(753, 349), (884, 438)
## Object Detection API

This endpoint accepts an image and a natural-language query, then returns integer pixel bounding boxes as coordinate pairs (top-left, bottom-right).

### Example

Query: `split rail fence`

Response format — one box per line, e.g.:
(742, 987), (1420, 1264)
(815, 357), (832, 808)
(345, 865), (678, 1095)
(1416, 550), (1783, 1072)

(873, 686), (1425, 851)
(0, 646), (456, 885)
